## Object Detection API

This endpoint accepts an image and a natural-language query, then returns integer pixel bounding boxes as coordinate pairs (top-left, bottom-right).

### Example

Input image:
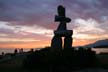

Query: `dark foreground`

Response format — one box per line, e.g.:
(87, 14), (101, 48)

(0, 47), (108, 72)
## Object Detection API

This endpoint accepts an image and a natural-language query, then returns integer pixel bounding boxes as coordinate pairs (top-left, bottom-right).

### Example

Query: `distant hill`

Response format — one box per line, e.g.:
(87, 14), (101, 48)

(84, 39), (108, 48)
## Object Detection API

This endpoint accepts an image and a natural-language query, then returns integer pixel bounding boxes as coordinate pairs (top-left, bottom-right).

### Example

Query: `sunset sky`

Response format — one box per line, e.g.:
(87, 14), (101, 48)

(0, 0), (108, 48)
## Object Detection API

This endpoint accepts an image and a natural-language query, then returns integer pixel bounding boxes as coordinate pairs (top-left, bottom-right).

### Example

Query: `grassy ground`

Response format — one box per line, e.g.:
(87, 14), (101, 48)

(0, 54), (27, 72)
(96, 54), (108, 68)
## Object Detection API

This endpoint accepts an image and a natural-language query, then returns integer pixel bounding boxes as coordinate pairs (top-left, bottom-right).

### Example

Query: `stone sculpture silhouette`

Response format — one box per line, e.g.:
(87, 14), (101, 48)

(51, 5), (73, 49)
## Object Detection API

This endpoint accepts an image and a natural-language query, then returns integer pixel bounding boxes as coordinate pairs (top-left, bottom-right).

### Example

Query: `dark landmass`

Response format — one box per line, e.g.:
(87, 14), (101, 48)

(84, 39), (108, 48)
(0, 47), (108, 72)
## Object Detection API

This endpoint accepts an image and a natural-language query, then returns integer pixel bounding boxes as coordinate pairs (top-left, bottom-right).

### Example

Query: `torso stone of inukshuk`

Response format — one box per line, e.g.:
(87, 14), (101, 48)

(54, 5), (72, 37)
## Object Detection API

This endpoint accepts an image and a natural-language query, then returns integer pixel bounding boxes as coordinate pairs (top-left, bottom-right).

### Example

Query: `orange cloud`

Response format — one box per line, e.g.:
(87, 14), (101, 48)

(0, 38), (97, 48)
(73, 39), (96, 46)
(0, 40), (50, 48)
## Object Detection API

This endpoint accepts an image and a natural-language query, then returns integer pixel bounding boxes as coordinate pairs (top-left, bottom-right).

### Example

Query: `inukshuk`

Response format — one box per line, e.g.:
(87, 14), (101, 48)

(51, 5), (73, 49)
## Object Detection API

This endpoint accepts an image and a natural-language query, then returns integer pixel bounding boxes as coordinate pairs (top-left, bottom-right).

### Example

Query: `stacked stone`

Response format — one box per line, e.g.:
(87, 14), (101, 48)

(51, 5), (73, 49)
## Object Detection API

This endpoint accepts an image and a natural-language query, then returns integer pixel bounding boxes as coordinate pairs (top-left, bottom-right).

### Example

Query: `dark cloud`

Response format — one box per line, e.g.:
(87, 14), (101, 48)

(0, 0), (108, 34)
(0, 28), (14, 34)
(0, 0), (107, 23)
